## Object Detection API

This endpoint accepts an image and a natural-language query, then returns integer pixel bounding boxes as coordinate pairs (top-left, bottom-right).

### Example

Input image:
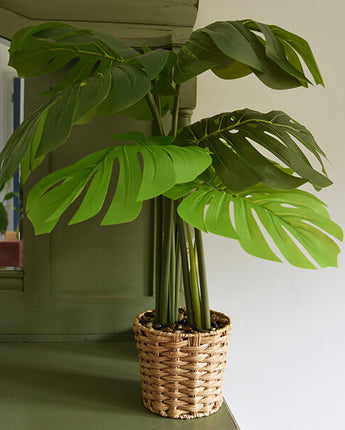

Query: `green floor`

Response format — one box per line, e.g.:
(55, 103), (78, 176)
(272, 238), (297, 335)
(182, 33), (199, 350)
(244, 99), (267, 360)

(0, 341), (239, 430)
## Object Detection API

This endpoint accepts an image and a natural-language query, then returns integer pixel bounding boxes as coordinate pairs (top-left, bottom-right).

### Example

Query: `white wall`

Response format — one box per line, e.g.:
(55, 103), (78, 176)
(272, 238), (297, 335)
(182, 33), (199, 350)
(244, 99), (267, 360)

(194, 1), (345, 429)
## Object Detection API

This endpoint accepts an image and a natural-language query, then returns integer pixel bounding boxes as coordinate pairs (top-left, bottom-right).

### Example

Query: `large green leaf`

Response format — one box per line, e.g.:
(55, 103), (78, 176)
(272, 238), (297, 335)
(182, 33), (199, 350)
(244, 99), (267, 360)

(0, 107), (44, 189)
(0, 203), (8, 235)
(97, 49), (172, 117)
(0, 71), (112, 188)
(175, 183), (342, 269)
(9, 22), (171, 99)
(174, 21), (262, 83)
(127, 49), (171, 81)
(246, 21), (324, 87)
(9, 22), (139, 94)
(1, 23), (173, 187)
(174, 20), (323, 89)
(175, 109), (331, 192)
(120, 50), (176, 121)
(92, 65), (151, 116)
(0, 61), (158, 188)
(26, 133), (211, 234)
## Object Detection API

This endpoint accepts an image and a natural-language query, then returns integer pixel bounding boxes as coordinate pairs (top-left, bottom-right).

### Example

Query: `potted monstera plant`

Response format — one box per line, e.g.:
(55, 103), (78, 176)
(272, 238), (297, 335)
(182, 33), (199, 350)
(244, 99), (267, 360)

(0, 20), (342, 419)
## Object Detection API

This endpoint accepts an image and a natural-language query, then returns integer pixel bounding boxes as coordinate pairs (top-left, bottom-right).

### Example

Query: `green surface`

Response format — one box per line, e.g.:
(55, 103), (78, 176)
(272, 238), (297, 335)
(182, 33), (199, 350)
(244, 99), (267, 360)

(0, 341), (239, 430)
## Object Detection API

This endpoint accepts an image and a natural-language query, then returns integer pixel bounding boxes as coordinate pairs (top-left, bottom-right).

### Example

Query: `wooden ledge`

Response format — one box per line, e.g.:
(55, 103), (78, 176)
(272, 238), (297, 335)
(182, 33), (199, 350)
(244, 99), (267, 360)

(0, 341), (240, 429)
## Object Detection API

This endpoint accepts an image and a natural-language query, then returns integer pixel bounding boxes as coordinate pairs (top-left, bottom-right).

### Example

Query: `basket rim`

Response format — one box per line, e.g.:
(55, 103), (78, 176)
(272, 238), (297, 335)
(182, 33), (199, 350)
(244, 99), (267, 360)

(133, 309), (232, 339)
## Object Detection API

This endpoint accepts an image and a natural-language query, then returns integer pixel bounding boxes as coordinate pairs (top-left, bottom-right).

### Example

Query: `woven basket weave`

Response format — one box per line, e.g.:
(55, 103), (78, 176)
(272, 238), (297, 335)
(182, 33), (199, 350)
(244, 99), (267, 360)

(133, 310), (232, 419)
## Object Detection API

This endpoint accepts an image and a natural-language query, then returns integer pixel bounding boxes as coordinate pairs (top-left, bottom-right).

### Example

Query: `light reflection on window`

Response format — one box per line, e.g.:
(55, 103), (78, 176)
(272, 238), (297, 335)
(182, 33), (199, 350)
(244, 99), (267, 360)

(0, 38), (23, 269)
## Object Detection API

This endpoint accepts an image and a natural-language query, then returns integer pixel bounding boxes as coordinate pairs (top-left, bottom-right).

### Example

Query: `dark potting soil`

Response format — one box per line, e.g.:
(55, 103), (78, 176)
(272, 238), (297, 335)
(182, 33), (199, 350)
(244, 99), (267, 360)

(139, 308), (229, 334)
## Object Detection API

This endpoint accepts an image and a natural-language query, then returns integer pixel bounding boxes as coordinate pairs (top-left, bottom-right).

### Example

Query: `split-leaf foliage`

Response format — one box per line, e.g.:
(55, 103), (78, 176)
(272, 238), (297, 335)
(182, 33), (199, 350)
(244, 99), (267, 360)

(0, 20), (341, 329)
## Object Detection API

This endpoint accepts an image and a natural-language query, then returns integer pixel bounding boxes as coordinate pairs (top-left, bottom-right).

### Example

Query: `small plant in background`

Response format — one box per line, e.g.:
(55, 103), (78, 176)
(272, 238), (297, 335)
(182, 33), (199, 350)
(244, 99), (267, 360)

(0, 181), (10, 236)
(0, 179), (20, 238)
(0, 20), (342, 330)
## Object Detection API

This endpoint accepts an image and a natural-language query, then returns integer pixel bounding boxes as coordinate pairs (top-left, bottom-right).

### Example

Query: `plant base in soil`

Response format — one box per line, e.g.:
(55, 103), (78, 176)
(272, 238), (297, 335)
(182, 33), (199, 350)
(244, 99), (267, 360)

(139, 308), (229, 334)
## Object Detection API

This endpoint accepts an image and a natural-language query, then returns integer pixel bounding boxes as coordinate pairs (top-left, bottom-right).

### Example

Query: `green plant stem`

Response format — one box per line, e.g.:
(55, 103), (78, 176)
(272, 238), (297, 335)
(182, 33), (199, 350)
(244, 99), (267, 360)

(154, 196), (162, 318)
(154, 93), (161, 117)
(146, 85), (183, 326)
(186, 224), (202, 328)
(195, 228), (211, 329)
(145, 91), (164, 136)
(175, 237), (182, 322)
(176, 213), (194, 325)
(171, 84), (180, 137)
(168, 212), (176, 324)
(145, 91), (165, 322)
(159, 197), (174, 326)
(168, 86), (181, 323)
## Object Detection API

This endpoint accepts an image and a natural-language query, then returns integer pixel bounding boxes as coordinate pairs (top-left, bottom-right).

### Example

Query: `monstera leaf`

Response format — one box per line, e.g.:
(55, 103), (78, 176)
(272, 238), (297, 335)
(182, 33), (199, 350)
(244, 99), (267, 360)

(175, 109), (331, 192)
(1, 23), (173, 189)
(10, 22), (149, 92)
(26, 133), (211, 235)
(174, 19), (323, 89)
(167, 182), (342, 269)
(0, 72), (112, 188)
(9, 22), (170, 96)
(121, 51), (177, 121)
(0, 203), (8, 235)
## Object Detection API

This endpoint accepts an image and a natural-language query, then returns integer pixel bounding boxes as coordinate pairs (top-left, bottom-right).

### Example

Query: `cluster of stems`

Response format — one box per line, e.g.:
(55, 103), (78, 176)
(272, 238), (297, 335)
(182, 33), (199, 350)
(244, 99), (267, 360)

(147, 87), (211, 330)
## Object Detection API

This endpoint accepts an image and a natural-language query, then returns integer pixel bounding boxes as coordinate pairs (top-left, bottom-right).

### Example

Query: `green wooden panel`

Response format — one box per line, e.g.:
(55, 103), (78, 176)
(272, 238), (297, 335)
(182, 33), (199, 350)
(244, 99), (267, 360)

(0, 270), (23, 292)
(0, 0), (197, 340)
(50, 211), (153, 298)
(0, 341), (240, 429)
(0, 0), (198, 27)
(0, 3), (196, 48)
(46, 115), (154, 299)
(0, 75), (157, 336)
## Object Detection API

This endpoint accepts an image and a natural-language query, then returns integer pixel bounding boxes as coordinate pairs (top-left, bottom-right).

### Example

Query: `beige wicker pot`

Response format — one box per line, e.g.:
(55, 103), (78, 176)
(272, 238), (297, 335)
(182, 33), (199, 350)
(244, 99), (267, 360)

(133, 310), (232, 419)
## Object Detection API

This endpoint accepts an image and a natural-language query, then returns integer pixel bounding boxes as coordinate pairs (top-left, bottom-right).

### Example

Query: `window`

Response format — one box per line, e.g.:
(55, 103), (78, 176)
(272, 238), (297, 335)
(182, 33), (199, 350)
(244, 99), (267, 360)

(0, 37), (23, 269)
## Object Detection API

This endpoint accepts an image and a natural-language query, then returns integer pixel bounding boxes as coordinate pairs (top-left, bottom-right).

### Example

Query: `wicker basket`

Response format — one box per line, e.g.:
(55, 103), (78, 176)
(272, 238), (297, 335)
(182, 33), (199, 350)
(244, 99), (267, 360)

(133, 310), (232, 419)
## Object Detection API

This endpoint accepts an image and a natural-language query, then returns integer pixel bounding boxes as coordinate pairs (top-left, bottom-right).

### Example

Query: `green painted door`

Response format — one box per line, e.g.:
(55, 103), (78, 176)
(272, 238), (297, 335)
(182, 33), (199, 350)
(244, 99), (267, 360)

(0, 76), (156, 340)
(0, 2), (197, 342)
